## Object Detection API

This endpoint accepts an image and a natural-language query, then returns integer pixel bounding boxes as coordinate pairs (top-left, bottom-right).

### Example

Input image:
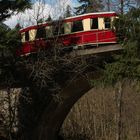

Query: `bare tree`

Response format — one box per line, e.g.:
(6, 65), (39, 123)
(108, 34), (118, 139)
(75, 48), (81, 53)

(0, 88), (20, 140)
(114, 81), (124, 140)
(112, 0), (137, 14)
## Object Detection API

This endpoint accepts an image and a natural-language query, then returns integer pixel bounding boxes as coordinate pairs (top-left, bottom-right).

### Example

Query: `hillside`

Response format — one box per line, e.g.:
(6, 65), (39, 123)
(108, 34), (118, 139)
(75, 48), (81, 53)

(61, 81), (140, 140)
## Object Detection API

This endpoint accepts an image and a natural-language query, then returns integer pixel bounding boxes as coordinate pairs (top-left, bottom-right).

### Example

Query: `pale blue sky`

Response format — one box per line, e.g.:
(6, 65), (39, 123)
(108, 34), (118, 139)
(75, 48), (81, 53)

(31, 0), (79, 6)
(4, 0), (79, 28)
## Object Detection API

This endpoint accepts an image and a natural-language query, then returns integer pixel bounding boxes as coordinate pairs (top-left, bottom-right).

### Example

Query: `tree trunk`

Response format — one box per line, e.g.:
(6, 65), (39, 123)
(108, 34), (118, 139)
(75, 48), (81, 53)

(120, 0), (124, 15)
(115, 81), (124, 140)
(107, 0), (111, 11)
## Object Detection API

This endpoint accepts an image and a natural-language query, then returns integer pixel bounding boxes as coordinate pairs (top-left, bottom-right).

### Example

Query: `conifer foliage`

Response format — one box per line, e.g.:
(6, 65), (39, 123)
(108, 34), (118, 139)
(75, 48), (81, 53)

(75, 0), (104, 15)
(64, 5), (72, 18)
(0, 23), (21, 57)
(97, 7), (140, 86)
(0, 0), (31, 22)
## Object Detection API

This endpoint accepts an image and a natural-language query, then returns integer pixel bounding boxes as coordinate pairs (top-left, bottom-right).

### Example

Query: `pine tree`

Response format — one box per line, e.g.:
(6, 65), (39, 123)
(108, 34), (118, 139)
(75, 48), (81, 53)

(75, 0), (104, 15)
(46, 15), (52, 22)
(0, 23), (10, 49)
(0, 0), (31, 22)
(64, 5), (72, 18)
(94, 7), (140, 86)
(37, 18), (44, 24)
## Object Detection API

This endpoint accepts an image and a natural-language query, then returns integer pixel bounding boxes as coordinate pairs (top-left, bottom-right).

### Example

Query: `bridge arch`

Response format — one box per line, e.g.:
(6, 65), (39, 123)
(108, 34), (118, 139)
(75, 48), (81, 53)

(30, 76), (92, 140)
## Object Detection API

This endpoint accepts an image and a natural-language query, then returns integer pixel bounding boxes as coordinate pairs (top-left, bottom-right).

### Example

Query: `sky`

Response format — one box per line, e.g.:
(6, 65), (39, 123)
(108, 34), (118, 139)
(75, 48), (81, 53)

(3, 0), (139, 28)
(4, 0), (79, 28)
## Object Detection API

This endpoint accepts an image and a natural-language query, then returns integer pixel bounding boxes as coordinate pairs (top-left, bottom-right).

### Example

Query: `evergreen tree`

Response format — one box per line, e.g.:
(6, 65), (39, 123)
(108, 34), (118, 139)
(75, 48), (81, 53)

(46, 15), (52, 22)
(37, 18), (44, 24)
(94, 8), (140, 86)
(0, 0), (31, 54)
(0, 23), (10, 50)
(75, 0), (104, 15)
(0, 23), (21, 56)
(64, 5), (72, 18)
(15, 23), (22, 30)
(0, 0), (31, 22)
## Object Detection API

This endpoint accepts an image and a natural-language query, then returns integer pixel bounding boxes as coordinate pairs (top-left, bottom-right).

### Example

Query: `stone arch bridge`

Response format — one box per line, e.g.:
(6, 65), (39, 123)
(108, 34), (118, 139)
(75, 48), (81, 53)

(0, 44), (122, 140)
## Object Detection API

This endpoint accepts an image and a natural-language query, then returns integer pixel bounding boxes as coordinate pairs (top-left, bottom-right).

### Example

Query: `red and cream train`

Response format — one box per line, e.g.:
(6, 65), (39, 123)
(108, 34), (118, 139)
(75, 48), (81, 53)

(17, 11), (118, 56)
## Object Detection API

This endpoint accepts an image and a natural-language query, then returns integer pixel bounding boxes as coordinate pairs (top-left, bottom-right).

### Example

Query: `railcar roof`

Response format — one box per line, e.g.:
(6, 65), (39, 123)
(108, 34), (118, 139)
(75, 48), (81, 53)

(20, 11), (117, 32)
(65, 11), (116, 20)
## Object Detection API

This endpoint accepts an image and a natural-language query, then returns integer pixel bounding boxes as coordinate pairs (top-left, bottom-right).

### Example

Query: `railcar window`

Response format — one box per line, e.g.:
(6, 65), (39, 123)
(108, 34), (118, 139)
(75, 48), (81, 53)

(72, 20), (83, 32)
(53, 24), (64, 35)
(21, 32), (25, 42)
(36, 27), (46, 39)
(60, 25), (64, 34)
(91, 18), (98, 29)
(53, 25), (59, 36)
(105, 18), (111, 28)
(25, 31), (29, 41)
(46, 26), (53, 38)
(64, 22), (72, 34)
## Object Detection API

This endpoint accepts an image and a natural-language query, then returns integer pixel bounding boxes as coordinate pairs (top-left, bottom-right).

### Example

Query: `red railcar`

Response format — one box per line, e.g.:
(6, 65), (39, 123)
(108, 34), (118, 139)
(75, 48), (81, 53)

(17, 11), (118, 56)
